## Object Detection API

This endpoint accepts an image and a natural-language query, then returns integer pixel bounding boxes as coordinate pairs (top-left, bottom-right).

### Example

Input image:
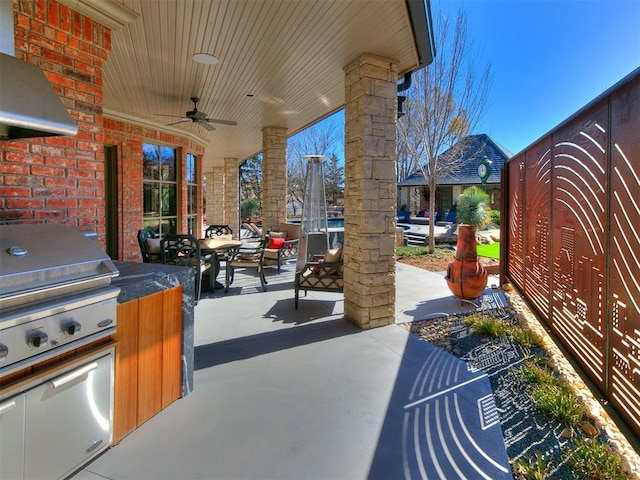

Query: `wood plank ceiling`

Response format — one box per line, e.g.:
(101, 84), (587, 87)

(103, 0), (424, 169)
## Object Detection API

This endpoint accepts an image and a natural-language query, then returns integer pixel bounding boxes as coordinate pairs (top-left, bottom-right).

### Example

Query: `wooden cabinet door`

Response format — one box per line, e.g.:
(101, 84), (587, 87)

(112, 286), (183, 443)
(113, 299), (140, 443)
(162, 286), (182, 409)
(137, 290), (164, 426)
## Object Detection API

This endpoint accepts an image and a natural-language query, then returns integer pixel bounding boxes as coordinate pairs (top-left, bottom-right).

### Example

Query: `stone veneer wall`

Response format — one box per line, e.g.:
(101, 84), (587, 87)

(0, 0), (110, 237)
(223, 158), (239, 235)
(206, 166), (224, 226)
(261, 126), (288, 231)
(343, 54), (398, 329)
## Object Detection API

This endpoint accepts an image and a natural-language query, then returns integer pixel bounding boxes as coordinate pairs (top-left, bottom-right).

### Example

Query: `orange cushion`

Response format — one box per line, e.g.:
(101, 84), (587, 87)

(268, 237), (285, 249)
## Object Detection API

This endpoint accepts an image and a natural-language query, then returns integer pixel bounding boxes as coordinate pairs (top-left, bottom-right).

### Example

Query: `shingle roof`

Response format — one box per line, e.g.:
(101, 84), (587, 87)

(397, 134), (513, 187)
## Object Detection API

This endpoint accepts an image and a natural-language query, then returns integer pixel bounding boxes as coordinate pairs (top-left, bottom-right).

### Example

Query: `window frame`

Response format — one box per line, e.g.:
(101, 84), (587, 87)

(142, 142), (178, 235)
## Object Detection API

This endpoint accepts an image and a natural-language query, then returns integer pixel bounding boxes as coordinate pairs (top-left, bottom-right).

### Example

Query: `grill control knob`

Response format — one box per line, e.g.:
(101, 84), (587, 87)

(0, 343), (8, 362)
(28, 331), (48, 348)
(63, 321), (82, 336)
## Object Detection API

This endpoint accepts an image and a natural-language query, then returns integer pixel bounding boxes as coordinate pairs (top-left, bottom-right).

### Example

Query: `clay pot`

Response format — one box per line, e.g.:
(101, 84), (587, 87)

(445, 224), (488, 300)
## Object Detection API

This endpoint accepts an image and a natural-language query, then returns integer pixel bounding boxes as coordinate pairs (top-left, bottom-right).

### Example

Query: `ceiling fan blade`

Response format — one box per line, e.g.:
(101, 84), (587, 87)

(192, 111), (207, 121)
(199, 121), (215, 131)
(154, 113), (185, 118)
(165, 118), (191, 126)
(204, 118), (238, 126)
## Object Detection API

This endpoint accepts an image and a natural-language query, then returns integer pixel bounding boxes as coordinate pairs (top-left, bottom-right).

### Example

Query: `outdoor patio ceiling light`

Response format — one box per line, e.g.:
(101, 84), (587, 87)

(192, 53), (219, 65)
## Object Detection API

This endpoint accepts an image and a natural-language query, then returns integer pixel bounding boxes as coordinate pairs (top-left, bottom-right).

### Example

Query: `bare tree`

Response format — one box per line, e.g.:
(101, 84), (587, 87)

(287, 114), (344, 215)
(397, 9), (491, 252)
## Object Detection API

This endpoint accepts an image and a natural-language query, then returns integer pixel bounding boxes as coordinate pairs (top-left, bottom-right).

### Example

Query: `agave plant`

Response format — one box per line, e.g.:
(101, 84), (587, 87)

(456, 186), (491, 227)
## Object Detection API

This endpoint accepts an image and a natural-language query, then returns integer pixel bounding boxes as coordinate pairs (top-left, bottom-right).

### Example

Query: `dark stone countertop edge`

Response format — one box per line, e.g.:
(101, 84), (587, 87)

(111, 260), (194, 304)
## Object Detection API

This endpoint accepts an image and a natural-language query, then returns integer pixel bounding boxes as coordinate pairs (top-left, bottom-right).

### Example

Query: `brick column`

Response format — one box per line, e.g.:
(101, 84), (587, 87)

(343, 54), (398, 329)
(223, 158), (240, 237)
(207, 166), (224, 224)
(262, 127), (288, 231)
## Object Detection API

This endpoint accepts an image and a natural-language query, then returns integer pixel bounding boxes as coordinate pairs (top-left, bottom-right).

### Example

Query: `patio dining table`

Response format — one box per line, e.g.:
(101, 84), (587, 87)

(199, 238), (243, 290)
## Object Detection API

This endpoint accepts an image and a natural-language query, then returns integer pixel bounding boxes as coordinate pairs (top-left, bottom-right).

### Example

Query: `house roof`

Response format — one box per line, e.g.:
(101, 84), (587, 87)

(81, 0), (435, 170)
(397, 134), (513, 187)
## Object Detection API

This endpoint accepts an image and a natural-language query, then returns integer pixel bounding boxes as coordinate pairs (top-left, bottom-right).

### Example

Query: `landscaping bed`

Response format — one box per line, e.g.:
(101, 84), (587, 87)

(396, 247), (640, 479)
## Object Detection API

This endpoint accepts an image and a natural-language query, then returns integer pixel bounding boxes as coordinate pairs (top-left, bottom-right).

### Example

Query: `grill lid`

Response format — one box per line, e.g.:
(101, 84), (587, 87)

(0, 224), (119, 307)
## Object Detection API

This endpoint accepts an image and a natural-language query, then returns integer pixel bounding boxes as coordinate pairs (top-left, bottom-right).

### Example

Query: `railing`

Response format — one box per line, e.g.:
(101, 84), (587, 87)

(501, 67), (640, 438)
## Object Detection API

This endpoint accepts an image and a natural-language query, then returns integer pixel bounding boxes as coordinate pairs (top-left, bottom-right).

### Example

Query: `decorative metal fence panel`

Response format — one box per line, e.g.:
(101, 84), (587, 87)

(503, 69), (640, 438)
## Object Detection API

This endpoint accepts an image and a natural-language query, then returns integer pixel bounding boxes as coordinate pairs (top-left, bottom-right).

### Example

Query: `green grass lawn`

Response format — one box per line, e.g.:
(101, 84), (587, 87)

(477, 241), (500, 259)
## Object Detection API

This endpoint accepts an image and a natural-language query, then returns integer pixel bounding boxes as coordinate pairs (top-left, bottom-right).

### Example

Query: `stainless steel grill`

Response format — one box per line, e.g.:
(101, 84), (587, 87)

(0, 224), (120, 480)
(0, 223), (120, 375)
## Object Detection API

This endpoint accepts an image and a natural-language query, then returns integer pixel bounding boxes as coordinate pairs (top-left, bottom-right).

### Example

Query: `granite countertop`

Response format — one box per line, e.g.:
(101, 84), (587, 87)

(111, 260), (195, 396)
(112, 260), (194, 304)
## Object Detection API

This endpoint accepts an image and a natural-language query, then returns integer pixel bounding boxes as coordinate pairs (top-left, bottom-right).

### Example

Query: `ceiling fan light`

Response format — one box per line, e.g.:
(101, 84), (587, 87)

(192, 53), (219, 65)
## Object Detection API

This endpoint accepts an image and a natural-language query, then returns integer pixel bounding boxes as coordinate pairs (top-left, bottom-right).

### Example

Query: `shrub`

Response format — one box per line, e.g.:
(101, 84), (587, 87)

(241, 198), (259, 219)
(530, 383), (586, 425)
(465, 315), (508, 337)
(518, 359), (559, 386)
(517, 358), (586, 425)
(457, 186), (491, 227)
(508, 326), (543, 348)
(489, 209), (501, 226)
(512, 452), (551, 480)
(395, 246), (452, 259)
(564, 439), (629, 479)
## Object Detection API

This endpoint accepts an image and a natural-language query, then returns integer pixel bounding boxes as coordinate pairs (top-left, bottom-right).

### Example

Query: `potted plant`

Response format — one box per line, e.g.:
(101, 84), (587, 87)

(445, 186), (489, 300)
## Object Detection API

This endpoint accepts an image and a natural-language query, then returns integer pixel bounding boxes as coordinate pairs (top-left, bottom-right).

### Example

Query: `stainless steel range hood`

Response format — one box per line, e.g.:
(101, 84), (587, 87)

(0, 53), (79, 140)
(0, 1), (78, 140)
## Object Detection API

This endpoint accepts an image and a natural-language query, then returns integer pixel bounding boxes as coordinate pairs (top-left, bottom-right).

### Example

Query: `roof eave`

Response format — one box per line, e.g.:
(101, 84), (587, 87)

(405, 0), (436, 69)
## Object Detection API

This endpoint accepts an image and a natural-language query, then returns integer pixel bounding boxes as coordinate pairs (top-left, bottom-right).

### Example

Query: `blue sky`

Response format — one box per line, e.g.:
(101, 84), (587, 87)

(434, 0), (640, 155)
(294, 0), (639, 159)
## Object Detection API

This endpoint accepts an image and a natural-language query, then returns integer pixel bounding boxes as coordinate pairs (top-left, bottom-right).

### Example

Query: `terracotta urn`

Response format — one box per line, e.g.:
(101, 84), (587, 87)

(445, 224), (488, 300)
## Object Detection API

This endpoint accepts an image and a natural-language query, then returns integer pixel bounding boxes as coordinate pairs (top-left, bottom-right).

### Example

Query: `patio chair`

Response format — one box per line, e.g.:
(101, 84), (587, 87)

(294, 248), (344, 309)
(204, 224), (233, 239)
(137, 227), (161, 263)
(160, 233), (213, 304)
(263, 233), (299, 274)
(241, 222), (262, 239)
(224, 238), (268, 293)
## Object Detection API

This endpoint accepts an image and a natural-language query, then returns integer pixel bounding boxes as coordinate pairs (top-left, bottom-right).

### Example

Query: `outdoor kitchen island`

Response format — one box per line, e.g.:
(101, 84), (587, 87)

(110, 261), (195, 443)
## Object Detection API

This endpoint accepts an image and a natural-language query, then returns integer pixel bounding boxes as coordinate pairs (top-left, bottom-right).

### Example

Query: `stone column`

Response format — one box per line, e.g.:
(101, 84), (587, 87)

(343, 54), (398, 329)
(223, 158), (240, 237)
(205, 167), (224, 225)
(262, 126), (288, 231)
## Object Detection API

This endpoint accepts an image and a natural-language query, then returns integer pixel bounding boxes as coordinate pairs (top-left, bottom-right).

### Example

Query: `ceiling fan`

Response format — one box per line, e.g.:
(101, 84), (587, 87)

(156, 97), (237, 131)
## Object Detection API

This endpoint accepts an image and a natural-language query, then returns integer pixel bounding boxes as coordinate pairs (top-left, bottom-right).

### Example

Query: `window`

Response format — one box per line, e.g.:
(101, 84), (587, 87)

(143, 143), (177, 235)
(186, 153), (199, 235)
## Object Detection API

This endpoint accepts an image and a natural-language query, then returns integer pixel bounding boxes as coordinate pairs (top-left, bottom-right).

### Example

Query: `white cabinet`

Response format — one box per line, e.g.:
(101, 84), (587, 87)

(0, 347), (113, 480)
(0, 394), (25, 480)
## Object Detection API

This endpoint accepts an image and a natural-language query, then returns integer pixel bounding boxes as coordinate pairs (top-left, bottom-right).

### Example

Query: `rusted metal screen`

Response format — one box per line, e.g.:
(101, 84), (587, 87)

(503, 68), (640, 438)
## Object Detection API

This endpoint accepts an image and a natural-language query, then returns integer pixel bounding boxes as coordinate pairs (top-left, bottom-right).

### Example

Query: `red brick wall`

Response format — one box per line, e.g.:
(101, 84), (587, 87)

(104, 119), (205, 262)
(0, 0), (205, 263)
(0, 0), (110, 235)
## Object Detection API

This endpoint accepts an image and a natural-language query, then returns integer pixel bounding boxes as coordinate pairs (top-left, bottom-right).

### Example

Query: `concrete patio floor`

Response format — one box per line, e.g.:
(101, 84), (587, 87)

(73, 262), (512, 480)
